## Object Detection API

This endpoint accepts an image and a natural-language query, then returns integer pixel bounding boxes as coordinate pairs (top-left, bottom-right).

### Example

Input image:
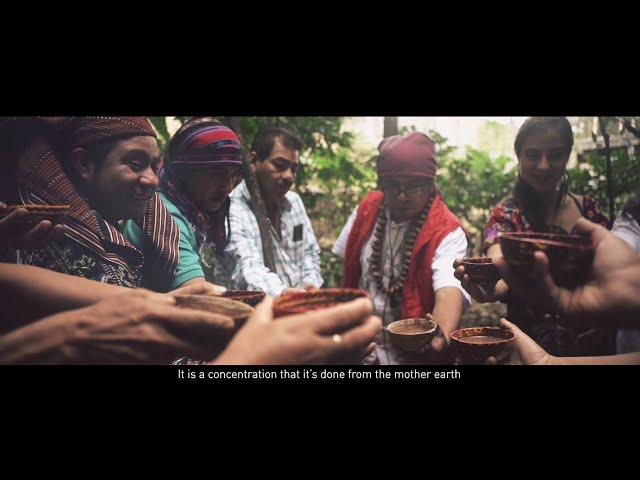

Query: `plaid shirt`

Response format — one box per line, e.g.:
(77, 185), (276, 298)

(225, 180), (323, 296)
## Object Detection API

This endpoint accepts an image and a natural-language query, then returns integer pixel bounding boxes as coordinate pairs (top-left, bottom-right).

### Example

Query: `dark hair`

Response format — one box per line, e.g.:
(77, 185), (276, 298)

(85, 138), (121, 170)
(514, 116), (574, 157)
(622, 194), (640, 223)
(60, 136), (120, 168)
(512, 117), (574, 232)
(250, 126), (302, 162)
(61, 137), (121, 186)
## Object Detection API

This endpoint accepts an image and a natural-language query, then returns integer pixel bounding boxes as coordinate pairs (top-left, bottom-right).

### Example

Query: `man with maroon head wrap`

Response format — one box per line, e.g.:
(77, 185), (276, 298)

(333, 132), (469, 365)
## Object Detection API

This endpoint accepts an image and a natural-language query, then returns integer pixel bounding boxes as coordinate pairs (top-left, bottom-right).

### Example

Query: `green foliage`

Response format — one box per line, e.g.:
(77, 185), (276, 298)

(433, 131), (516, 255)
(148, 117), (171, 151)
(305, 143), (377, 287)
(571, 147), (640, 220)
(477, 121), (514, 157)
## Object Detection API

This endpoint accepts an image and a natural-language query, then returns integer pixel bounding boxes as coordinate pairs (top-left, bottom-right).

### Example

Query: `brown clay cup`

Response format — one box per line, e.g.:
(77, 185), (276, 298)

(461, 257), (501, 290)
(221, 290), (266, 307)
(174, 294), (254, 330)
(387, 317), (438, 353)
(0, 204), (70, 231)
(450, 326), (515, 364)
(498, 232), (594, 288)
(273, 288), (369, 318)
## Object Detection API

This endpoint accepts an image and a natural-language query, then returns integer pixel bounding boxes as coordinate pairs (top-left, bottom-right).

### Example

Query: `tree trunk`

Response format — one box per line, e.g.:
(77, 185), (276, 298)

(622, 118), (640, 139)
(599, 117), (616, 222)
(384, 116), (398, 137)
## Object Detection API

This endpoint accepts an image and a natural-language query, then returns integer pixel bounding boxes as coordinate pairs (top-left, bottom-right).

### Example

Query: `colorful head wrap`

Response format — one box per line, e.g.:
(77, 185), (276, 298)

(160, 117), (243, 256)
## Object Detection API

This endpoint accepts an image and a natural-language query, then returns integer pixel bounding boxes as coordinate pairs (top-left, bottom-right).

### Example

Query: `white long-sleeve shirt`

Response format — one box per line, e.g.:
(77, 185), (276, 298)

(333, 204), (469, 365)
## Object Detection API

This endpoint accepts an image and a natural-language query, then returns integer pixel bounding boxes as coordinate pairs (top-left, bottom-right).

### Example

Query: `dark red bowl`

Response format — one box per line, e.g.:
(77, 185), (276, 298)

(498, 232), (594, 287)
(461, 257), (501, 288)
(273, 288), (369, 318)
(450, 326), (515, 364)
(0, 204), (70, 231)
(222, 290), (266, 307)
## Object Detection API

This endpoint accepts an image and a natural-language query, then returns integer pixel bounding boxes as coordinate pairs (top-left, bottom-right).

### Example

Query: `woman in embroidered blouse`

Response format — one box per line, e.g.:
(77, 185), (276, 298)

(455, 117), (613, 357)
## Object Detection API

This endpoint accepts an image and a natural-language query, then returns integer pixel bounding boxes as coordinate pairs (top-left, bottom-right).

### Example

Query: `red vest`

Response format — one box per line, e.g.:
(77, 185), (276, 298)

(343, 191), (463, 319)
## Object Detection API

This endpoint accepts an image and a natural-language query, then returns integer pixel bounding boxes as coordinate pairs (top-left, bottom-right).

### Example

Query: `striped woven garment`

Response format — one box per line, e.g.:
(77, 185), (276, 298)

(0, 116), (180, 285)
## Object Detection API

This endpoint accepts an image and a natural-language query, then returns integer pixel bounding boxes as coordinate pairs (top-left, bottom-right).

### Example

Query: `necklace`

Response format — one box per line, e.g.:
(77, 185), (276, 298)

(369, 189), (435, 298)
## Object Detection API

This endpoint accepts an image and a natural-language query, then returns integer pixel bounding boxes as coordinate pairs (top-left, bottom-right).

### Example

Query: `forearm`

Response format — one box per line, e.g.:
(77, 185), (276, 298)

(0, 309), (79, 364)
(551, 352), (640, 365)
(239, 264), (286, 296)
(301, 260), (323, 288)
(487, 245), (509, 301)
(0, 263), (125, 326)
(493, 280), (510, 302)
(562, 264), (640, 328)
(176, 277), (206, 289)
(432, 287), (464, 339)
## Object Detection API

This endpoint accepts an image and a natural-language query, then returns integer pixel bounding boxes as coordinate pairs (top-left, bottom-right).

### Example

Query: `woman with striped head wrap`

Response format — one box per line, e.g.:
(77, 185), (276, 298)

(124, 117), (244, 292)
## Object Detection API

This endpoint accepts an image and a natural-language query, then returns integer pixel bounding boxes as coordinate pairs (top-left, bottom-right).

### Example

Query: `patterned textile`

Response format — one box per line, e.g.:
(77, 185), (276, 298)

(0, 116), (179, 286)
(225, 180), (323, 296)
(160, 117), (243, 256)
(483, 193), (613, 356)
(483, 194), (609, 251)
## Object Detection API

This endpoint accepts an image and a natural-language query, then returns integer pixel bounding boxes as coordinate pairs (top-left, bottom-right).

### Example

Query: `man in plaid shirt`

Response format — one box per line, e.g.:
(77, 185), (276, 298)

(225, 127), (323, 297)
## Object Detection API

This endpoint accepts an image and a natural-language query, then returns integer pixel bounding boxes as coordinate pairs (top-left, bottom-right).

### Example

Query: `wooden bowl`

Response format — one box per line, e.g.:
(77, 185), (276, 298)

(174, 294), (254, 329)
(273, 288), (369, 318)
(498, 232), (594, 287)
(461, 257), (501, 289)
(221, 290), (266, 307)
(0, 204), (70, 230)
(450, 326), (515, 364)
(387, 317), (438, 353)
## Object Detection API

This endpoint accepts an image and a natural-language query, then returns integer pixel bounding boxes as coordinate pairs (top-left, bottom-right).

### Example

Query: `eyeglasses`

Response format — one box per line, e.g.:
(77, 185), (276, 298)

(381, 184), (431, 198)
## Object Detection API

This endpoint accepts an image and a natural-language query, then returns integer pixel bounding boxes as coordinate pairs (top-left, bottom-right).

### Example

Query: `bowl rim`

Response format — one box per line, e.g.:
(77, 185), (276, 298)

(272, 288), (370, 316)
(174, 294), (253, 309)
(278, 287), (369, 297)
(222, 290), (266, 298)
(461, 256), (495, 265)
(498, 231), (593, 248)
(274, 288), (369, 305)
(387, 317), (438, 336)
(450, 326), (515, 345)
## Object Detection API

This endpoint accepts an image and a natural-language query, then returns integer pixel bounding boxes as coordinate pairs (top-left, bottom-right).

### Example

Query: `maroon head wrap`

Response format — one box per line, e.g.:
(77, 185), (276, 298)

(377, 132), (437, 179)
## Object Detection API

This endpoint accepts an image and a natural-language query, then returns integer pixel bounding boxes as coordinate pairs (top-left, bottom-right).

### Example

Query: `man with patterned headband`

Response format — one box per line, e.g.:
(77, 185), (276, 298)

(125, 117), (243, 292)
(0, 116), (180, 288)
(333, 132), (469, 365)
